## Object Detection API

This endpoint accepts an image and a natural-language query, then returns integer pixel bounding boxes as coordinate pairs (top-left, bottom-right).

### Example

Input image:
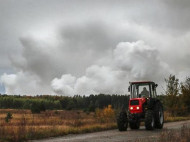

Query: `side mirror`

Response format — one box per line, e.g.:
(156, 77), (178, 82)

(153, 84), (158, 89)
(128, 86), (130, 92)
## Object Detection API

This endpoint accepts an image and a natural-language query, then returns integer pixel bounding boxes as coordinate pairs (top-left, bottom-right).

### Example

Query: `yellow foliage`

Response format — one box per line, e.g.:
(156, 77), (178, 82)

(95, 105), (115, 123)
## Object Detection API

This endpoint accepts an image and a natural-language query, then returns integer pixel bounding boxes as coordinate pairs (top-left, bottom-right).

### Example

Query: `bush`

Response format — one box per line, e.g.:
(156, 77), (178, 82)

(5, 112), (13, 123)
(95, 105), (115, 123)
(30, 101), (47, 113)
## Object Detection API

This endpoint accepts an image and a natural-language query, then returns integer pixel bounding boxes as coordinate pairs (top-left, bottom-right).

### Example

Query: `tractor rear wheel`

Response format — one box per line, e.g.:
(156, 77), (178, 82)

(129, 121), (140, 129)
(145, 110), (155, 130)
(117, 111), (128, 131)
(154, 103), (164, 129)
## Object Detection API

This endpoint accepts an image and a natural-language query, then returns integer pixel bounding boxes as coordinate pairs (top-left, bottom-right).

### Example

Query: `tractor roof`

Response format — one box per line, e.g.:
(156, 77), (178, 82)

(130, 81), (155, 84)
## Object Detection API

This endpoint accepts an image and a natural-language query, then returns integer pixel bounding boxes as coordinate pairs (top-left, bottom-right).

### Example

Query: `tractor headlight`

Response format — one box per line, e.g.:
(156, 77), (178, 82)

(130, 107), (133, 110)
(136, 106), (139, 110)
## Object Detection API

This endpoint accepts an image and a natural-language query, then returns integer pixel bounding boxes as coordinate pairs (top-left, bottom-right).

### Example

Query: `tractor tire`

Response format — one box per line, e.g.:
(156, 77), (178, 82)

(129, 121), (140, 129)
(145, 110), (155, 130)
(154, 103), (164, 129)
(117, 111), (128, 131)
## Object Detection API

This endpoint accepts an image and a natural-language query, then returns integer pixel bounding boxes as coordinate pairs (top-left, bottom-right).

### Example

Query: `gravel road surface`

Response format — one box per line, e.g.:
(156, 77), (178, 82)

(31, 120), (190, 142)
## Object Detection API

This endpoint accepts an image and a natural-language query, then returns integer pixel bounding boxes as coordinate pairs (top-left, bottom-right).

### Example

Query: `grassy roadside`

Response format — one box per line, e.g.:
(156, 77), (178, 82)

(164, 112), (190, 122)
(134, 124), (190, 142)
(0, 123), (117, 142)
(133, 112), (190, 142)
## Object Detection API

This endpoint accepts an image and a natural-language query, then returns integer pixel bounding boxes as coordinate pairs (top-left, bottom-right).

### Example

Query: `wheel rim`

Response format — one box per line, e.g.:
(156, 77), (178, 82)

(159, 109), (164, 124)
(151, 116), (154, 127)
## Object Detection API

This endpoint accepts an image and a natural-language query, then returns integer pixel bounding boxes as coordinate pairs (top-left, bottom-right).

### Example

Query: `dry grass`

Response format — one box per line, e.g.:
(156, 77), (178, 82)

(0, 106), (116, 142)
(164, 111), (190, 122)
(159, 125), (190, 142)
(134, 125), (190, 142)
(0, 108), (189, 142)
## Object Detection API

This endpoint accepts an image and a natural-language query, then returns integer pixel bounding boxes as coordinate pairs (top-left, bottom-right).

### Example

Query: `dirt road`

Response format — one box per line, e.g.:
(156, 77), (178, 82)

(31, 120), (190, 142)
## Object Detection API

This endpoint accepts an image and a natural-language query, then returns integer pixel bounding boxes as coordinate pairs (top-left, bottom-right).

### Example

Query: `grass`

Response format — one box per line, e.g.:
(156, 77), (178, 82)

(0, 106), (116, 142)
(164, 111), (190, 122)
(0, 108), (189, 142)
(134, 125), (190, 142)
(159, 125), (190, 142)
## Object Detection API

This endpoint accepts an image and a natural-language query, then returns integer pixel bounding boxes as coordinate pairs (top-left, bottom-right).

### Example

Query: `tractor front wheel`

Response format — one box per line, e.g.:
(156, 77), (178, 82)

(117, 111), (128, 131)
(145, 110), (155, 130)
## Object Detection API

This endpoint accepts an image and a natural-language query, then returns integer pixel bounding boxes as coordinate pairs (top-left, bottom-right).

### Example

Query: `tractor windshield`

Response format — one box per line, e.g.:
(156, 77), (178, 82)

(131, 83), (151, 98)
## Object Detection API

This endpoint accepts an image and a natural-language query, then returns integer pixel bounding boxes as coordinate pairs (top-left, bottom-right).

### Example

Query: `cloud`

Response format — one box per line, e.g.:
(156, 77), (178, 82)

(51, 65), (128, 96)
(51, 74), (76, 96)
(51, 41), (171, 96)
(74, 65), (127, 95)
(1, 0), (190, 95)
(0, 71), (52, 95)
(114, 40), (171, 80)
(1, 21), (117, 95)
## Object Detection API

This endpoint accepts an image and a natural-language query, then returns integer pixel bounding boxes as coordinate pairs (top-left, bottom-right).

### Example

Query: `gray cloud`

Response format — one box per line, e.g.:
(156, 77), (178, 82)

(1, 71), (53, 95)
(113, 41), (171, 80)
(0, 0), (190, 95)
(51, 41), (171, 96)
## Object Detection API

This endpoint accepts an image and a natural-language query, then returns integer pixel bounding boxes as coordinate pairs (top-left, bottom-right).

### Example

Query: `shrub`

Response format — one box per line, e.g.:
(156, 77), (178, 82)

(30, 103), (41, 113)
(5, 112), (13, 123)
(95, 105), (115, 123)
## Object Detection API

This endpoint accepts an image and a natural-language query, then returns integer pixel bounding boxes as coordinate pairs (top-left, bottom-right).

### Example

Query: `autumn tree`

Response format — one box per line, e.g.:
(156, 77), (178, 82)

(165, 74), (186, 116)
(181, 77), (190, 113)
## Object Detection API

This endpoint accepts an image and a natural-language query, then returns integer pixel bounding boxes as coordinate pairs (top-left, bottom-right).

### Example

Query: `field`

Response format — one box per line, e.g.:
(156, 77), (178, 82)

(0, 106), (116, 142)
(0, 108), (190, 142)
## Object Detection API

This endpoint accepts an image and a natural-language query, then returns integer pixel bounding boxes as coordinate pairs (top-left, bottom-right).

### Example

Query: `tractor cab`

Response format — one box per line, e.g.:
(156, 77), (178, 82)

(129, 81), (158, 99)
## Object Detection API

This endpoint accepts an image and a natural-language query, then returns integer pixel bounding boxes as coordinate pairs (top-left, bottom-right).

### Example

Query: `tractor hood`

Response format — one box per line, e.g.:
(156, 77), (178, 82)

(129, 98), (146, 113)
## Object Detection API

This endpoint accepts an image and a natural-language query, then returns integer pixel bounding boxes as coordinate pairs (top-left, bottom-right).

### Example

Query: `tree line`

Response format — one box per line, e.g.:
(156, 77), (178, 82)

(0, 94), (129, 113)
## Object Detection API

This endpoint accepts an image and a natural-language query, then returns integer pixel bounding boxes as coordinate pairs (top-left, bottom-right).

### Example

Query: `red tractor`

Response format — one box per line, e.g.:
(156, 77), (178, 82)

(117, 81), (164, 131)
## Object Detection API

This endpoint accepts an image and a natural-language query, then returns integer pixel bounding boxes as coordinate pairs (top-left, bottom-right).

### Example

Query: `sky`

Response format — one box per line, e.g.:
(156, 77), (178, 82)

(0, 0), (190, 96)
